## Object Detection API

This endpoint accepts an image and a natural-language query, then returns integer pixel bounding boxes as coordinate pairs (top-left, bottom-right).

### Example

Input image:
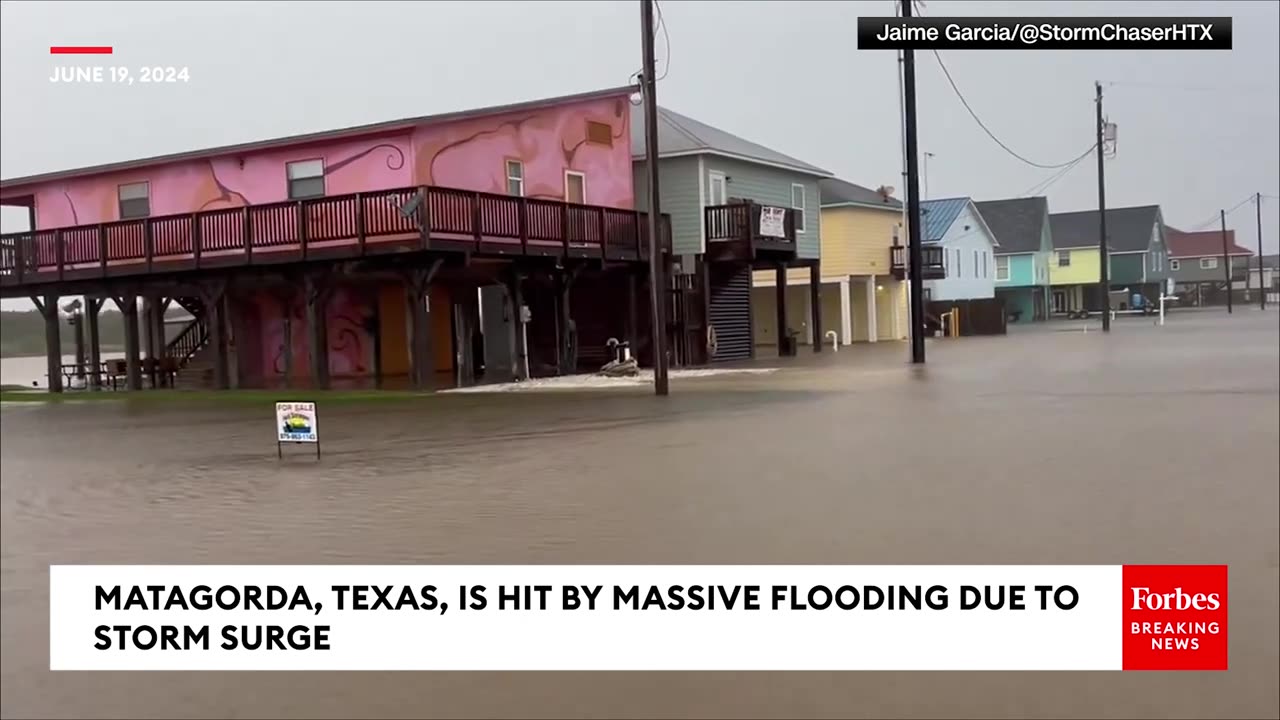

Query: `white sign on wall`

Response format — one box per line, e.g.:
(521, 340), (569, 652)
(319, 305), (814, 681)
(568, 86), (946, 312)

(759, 207), (787, 239)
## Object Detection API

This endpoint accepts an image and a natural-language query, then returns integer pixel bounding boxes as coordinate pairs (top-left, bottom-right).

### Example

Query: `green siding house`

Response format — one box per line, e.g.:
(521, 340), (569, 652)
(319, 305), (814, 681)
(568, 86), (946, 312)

(1051, 205), (1168, 305)
(631, 105), (831, 362)
(975, 197), (1053, 322)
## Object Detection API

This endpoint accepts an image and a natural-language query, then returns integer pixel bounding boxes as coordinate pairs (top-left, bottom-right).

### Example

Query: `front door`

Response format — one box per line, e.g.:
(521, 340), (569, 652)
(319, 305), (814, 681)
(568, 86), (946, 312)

(1052, 289), (1067, 314)
(707, 172), (728, 238)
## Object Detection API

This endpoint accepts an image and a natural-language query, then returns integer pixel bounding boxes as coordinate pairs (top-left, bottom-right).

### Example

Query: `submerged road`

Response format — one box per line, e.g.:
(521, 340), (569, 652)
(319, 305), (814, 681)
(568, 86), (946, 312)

(2, 309), (1278, 719)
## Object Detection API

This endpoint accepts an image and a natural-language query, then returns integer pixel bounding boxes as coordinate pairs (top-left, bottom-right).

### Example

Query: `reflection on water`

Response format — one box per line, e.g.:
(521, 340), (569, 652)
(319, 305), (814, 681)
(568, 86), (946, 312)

(2, 312), (1278, 719)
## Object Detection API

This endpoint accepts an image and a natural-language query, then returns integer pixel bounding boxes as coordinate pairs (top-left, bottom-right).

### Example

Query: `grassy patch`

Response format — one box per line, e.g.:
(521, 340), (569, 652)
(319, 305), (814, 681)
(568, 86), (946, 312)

(0, 388), (435, 406)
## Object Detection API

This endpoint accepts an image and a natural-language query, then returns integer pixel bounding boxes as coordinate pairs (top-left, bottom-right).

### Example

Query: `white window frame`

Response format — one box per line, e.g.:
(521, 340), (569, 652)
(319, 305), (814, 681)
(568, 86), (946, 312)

(564, 170), (587, 204)
(1170, 259), (1181, 271)
(117, 181), (150, 219)
(286, 159), (326, 200)
(1200, 257), (1218, 270)
(505, 159), (524, 197)
(1058, 250), (1071, 267)
(790, 183), (806, 233)
(995, 255), (1010, 281)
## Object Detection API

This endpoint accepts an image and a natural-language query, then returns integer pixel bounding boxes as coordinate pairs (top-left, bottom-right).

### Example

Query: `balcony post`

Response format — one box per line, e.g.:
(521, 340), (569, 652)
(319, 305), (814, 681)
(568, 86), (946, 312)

(98, 224), (108, 276)
(517, 197), (529, 256)
(809, 260), (823, 353)
(111, 293), (143, 391)
(472, 192), (483, 249)
(304, 273), (329, 390)
(86, 298), (103, 389)
(14, 232), (26, 285)
(402, 259), (443, 391)
(144, 218), (154, 272)
(30, 295), (62, 393)
(355, 193), (366, 255)
(243, 207), (254, 263)
(775, 261), (791, 357)
(298, 202), (309, 260)
(55, 229), (65, 281)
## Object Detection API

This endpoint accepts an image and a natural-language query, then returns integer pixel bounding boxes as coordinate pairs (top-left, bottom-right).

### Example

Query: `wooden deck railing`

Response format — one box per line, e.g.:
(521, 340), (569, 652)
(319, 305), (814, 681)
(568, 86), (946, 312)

(890, 245), (946, 280)
(0, 184), (670, 289)
(704, 202), (797, 247)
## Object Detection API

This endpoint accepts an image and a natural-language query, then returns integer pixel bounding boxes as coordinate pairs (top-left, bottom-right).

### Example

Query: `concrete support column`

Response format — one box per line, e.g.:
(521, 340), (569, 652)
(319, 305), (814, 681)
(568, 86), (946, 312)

(508, 271), (529, 382)
(867, 275), (878, 343)
(839, 278), (853, 345)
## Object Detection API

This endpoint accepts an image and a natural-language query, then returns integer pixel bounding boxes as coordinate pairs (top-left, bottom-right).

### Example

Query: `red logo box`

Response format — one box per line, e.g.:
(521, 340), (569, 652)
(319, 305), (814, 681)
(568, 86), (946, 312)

(1122, 565), (1228, 671)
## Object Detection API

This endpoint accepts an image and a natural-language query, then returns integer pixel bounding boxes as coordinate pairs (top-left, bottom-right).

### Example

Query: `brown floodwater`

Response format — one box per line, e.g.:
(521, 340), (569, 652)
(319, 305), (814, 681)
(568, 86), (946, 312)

(2, 309), (1278, 719)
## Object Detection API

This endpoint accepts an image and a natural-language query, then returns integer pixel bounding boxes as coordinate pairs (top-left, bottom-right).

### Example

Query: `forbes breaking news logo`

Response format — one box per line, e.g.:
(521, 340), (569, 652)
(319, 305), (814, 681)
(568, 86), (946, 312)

(1123, 565), (1228, 670)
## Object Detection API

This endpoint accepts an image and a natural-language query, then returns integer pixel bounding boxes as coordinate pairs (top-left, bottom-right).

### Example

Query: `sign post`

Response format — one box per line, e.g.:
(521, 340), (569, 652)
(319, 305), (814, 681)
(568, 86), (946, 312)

(276, 401), (320, 460)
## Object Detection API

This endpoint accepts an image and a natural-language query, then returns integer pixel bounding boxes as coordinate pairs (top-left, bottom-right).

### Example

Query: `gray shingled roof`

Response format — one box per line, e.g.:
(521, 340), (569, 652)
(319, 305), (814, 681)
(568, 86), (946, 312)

(820, 177), (902, 210)
(1049, 205), (1161, 251)
(974, 197), (1048, 254)
(631, 105), (830, 177)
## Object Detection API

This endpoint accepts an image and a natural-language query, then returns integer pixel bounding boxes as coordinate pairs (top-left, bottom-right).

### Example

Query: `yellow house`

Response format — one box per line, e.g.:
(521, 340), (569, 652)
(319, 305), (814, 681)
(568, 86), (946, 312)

(1047, 211), (1113, 314)
(752, 177), (908, 347)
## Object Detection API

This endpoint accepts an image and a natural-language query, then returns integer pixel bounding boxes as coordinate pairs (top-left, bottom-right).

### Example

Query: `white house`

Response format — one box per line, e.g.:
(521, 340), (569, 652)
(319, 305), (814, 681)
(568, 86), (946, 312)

(918, 197), (999, 301)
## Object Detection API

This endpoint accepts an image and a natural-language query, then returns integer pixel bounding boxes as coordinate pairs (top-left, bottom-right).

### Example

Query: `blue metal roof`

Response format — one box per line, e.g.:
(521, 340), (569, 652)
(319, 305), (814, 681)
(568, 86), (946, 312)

(918, 197), (969, 244)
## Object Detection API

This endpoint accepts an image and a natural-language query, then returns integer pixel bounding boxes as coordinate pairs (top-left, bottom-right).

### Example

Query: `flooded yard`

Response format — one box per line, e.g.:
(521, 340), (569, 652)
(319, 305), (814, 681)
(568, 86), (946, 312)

(2, 310), (1278, 719)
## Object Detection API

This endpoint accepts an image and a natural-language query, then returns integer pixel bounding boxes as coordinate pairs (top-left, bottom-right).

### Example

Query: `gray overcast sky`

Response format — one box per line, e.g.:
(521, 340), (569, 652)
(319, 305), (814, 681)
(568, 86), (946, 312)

(2, 0), (1277, 309)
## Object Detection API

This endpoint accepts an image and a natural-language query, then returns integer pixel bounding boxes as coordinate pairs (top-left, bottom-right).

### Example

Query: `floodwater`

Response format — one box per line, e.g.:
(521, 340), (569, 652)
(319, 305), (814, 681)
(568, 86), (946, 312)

(2, 309), (1278, 719)
(1, 353), (124, 390)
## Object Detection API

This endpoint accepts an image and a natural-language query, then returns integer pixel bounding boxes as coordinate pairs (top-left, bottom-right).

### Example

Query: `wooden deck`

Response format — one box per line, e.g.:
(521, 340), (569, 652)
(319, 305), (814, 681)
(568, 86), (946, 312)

(0, 184), (670, 294)
(890, 245), (946, 280)
(702, 202), (797, 263)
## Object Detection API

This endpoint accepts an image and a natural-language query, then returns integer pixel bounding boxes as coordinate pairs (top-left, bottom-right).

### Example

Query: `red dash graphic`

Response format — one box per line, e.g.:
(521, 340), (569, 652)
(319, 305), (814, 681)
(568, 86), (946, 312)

(50, 46), (113, 55)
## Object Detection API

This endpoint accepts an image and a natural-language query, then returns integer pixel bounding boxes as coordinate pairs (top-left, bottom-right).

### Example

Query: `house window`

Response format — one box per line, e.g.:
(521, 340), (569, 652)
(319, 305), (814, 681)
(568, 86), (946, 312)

(956, 249), (962, 276)
(1170, 259), (1181, 271)
(995, 255), (1010, 281)
(982, 251), (988, 278)
(117, 182), (150, 219)
(1058, 251), (1071, 267)
(974, 250), (980, 277)
(506, 160), (524, 197)
(286, 159), (325, 199)
(1200, 257), (1218, 270)
(565, 170), (586, 204)
(791, 183), (806, 233)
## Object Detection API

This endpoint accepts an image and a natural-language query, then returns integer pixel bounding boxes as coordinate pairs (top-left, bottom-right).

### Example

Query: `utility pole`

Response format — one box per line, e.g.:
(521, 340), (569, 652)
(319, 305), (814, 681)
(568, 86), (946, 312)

(1095, 81), (1111, 332)
(902, 0), (926, 364)
(1220, 209), (1232, 314)
(640, 0), (669, 395)
(1258, 192), (1266, 310)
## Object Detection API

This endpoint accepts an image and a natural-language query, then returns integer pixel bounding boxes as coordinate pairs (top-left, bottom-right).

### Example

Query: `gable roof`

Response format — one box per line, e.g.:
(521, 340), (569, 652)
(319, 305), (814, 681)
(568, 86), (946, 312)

(2, 86), (637, 191)
(974, 197), (1048, 254)
(630, 105), (830, 177)
(918, 197), (970, 244)
(1048, 205), (1162, 252)
(819, 177), (902, 211)
(1164, 226), (1253, 258)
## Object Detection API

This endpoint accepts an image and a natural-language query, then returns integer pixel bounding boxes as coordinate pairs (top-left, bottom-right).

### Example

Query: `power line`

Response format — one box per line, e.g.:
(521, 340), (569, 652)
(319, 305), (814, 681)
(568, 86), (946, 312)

(654, 0), (671, 81)
(930, 50), (1096, 169)
(1187, 195), (1256, 231)
(1017, 144), (1097, 197)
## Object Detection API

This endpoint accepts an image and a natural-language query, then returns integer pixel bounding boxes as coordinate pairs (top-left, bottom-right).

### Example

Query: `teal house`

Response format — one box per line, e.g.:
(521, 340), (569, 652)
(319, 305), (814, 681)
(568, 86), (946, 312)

(975, 196), (1053, 322)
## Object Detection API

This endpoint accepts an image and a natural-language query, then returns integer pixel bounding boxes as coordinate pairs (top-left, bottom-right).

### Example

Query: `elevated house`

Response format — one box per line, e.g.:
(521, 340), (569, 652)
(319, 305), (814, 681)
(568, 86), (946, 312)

(814, 177), (916, 345)
(1165, 226), (1253, 305)
(1049, 205), (1167, 313)
(918, 197), (999, 302)
(975, 196), (1053, 322)
(1047, 211), (1106, 315)
(631, 105), (831, 360)
(1, 87), (671, 392)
